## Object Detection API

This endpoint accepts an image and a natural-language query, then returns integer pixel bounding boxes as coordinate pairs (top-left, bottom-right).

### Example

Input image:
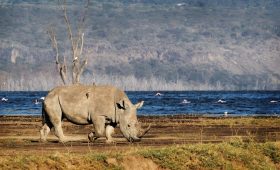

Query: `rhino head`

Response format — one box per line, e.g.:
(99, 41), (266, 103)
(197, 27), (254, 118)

(117, 100), (151, 142)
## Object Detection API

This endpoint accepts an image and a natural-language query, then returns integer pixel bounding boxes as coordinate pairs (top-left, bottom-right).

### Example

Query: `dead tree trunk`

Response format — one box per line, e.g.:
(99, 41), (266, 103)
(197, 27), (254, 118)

(47, 27), (68, 84)
(48, 0), (89, 85)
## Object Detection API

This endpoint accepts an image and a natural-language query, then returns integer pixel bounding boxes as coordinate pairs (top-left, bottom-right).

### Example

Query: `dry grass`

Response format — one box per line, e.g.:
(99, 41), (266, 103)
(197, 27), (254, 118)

(148, 116), (280, 127)
(0, 140), (280, 170)
(139, 139), (280, 170)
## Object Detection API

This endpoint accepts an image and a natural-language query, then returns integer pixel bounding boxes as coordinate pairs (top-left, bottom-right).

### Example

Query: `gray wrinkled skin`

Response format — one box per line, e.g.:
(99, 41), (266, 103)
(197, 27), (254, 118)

(40, 84), (150, 143)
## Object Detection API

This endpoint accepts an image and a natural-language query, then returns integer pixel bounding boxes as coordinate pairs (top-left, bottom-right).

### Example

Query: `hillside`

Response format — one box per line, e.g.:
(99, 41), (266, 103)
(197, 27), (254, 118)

(0, 0), (280, 90)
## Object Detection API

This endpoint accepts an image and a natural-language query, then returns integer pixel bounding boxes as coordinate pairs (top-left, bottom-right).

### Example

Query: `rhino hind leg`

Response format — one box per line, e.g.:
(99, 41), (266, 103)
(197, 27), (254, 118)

(88, 132), (98, 142)
(40, 108), (53, 142)
(40, 123), (52, 142)
(53, 122), (67, 143)
(44, 104), (67, 143)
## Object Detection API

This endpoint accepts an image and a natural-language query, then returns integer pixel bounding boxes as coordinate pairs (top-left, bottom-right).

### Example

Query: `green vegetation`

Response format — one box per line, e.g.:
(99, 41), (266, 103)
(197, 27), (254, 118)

(1, 140), (280, 169)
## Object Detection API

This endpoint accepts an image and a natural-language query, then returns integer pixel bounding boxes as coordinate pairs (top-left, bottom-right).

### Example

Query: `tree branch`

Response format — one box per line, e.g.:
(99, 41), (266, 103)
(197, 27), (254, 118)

(47, 27), (59, 64)
(60, 55), (68, 84)
(61, 0), (75, 60)
(49, 0), (89, 85)
(79, 33), (84, 56)
(47, 27), (69, 85)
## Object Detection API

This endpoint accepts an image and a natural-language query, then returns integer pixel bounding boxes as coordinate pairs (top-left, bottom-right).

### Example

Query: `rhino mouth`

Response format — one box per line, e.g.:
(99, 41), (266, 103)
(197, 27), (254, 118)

(121, 122), (151, 143)
(127, 123), (151, 143)
(128, 137), (141, 143)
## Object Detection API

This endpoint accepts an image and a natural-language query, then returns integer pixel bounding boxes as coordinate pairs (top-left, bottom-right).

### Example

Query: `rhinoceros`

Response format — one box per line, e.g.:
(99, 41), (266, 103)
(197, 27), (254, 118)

(40, 84), (151, 143)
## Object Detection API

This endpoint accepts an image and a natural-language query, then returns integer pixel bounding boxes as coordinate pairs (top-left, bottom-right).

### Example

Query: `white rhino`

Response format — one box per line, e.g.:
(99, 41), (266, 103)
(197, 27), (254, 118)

(40, 84), (150, 143)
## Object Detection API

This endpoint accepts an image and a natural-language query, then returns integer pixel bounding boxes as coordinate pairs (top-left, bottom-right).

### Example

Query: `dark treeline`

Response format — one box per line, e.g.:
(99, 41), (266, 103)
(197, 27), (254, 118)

(0, 0), (280, 90)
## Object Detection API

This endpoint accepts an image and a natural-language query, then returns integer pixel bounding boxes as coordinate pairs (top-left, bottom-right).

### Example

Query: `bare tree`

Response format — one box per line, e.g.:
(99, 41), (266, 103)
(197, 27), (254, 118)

(48, 0), (89, 85)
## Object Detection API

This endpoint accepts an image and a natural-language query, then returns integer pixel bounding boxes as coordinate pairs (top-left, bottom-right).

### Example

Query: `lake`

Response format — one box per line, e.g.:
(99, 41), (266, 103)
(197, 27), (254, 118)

(0, 91), (280, 116)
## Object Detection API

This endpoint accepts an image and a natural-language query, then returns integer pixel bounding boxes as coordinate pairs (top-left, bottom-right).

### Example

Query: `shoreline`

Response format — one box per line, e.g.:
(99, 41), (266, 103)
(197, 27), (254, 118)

(1, 115), (280, 145)
(0, 115), (280, 169)
(2, 113), (279, 121)
(1, 113), (280, 117)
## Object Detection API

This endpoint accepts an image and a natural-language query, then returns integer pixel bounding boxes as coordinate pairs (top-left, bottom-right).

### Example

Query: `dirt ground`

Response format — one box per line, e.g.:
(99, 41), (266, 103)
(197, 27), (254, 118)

(0, 115), (280, 155)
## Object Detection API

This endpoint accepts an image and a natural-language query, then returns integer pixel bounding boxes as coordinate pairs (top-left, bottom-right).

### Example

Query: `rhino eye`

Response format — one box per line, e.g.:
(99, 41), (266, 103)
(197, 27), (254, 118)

(127, 124), (131, 128)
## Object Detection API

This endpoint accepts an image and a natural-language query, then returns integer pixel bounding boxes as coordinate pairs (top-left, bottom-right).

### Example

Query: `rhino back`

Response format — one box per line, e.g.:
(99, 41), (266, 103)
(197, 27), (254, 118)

(45, 85), (92, 124)
(44, 84), (129, 124)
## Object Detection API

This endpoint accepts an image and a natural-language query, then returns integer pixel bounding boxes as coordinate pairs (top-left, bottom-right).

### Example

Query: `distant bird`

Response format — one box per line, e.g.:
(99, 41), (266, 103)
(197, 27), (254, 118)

(217, 99), (226, 103)
(224, 112), (228, 117)
(34, 99), (40, 105)
(270, 100), (278, 103)
(155, 92), (163, 96)
(40, 97), (45, 100)
(1, 97), (8, 102)
(176, 3), (186, 7)
(181, 99), (191, 104)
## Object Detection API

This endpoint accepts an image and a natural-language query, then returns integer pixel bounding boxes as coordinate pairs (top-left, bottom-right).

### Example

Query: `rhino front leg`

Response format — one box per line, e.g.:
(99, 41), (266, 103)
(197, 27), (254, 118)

(88, 132), (97, 142)
(105, 125), (115, 143)
(88, 116), (106, 142)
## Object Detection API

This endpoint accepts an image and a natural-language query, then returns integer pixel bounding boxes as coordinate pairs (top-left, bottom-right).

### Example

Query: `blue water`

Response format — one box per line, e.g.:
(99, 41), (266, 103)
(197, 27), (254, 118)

(0, 91), (280, 116)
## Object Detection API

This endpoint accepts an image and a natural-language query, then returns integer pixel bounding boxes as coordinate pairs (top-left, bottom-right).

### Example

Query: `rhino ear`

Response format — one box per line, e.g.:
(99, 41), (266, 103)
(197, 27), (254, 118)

(135, 101), (144, 109)
(117, 100), (126, 110)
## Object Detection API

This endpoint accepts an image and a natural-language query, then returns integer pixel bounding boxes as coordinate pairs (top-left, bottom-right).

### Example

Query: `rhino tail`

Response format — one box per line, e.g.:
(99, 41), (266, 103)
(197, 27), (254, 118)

(41, 103), (51, 126)
(41, 103), (46, 125)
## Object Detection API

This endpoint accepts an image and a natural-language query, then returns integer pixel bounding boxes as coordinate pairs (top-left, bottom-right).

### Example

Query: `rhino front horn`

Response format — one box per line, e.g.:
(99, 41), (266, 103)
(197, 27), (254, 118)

(138, 124), (151, 138)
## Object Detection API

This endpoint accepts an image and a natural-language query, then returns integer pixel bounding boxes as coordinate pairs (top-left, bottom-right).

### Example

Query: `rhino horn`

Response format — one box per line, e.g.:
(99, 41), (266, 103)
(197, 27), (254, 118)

(137, 123), (151, 138)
